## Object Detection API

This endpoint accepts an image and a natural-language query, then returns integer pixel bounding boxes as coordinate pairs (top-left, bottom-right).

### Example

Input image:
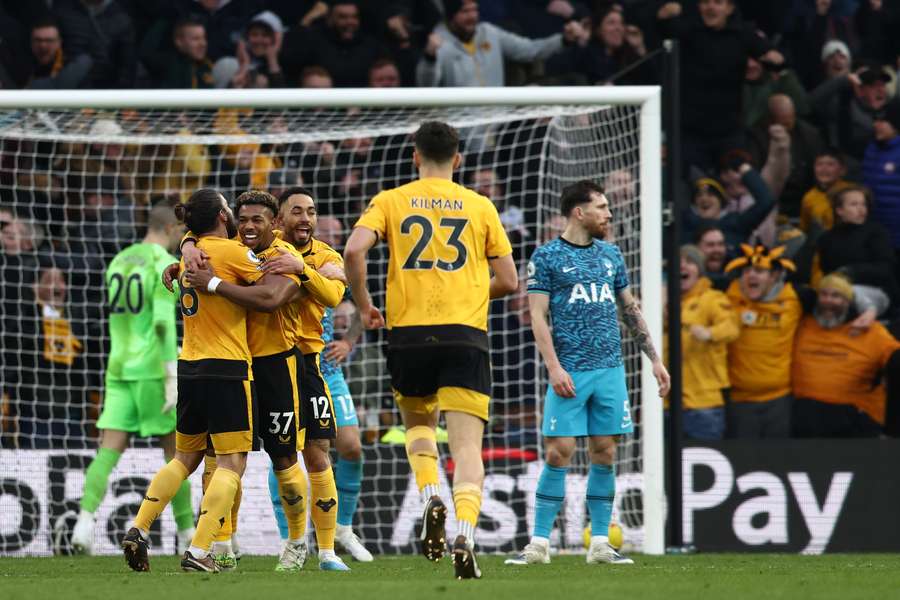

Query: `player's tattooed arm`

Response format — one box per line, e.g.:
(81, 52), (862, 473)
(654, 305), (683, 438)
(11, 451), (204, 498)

(616, 288), (659, 362)
(617, 287), (671, 397)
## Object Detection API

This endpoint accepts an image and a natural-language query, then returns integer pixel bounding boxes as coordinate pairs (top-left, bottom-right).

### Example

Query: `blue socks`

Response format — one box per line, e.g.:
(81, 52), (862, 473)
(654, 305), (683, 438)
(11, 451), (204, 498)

(587, 463), (615, 536)
(268, 465), (289, 541)
(533, 464), (568, 539)
(334, 457), (363, 527)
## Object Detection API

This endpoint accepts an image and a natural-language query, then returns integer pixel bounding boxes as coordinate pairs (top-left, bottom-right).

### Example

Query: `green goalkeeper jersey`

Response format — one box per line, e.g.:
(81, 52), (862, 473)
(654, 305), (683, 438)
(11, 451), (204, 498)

(105, 242), (178, 381)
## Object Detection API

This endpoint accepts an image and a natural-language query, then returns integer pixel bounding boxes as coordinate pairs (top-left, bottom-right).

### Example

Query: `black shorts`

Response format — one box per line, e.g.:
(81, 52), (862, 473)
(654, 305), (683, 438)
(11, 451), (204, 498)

(386, 345), (492, 398)
(300, 352), (336, 441)
(176, 378), (258, 455)
(253, 348), (303, 457)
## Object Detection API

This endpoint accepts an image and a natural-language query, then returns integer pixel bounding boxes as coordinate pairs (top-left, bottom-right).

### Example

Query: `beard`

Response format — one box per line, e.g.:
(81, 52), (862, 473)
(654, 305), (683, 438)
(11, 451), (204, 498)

(813, 305), (849, 329)
(706, 255), (725, 272)
(590, 222), (610, 240)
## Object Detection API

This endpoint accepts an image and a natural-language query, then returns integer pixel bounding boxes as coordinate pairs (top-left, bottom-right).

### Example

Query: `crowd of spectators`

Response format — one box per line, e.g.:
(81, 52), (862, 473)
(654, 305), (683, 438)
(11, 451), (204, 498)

(2, 0), (900, 447)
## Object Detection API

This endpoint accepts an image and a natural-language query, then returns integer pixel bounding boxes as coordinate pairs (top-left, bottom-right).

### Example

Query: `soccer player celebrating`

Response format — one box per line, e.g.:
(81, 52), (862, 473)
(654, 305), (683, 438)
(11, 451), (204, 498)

(343, 121), (519, 579)
(71, 202), (195, 556)
(180, 190), (316, 572)
(506, 180), (670, 566)
(257, 187), (351, 570)
(121, 189), (295, 573)
(263, 217), (372, 563)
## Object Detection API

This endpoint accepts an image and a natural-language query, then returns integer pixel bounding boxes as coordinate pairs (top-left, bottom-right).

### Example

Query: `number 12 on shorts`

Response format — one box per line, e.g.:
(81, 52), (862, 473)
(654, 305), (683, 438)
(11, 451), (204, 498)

(310, 396), (331, 420)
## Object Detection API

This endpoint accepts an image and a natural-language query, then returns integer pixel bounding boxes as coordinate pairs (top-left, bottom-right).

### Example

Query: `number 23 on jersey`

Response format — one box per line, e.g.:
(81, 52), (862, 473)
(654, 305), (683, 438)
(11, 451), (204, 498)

(400, 215), (469, 271)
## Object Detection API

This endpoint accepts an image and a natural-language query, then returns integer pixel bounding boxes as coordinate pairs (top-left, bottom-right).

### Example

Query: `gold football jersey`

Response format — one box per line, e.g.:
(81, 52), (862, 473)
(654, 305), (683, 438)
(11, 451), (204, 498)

(177, 236), (262, 379)
(355, 177), (512, 333)
(295, 237), (345, 355)
(246, 236), (304, 357)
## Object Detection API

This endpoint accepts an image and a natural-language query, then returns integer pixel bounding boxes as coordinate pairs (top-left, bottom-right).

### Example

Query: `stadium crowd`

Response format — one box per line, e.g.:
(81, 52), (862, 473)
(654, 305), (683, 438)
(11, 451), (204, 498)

(1, 0), (900, 448)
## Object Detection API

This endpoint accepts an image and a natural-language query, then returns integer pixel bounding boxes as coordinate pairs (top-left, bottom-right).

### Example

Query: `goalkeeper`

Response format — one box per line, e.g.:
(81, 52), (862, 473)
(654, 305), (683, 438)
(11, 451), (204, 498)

(71, 203), (195, 555)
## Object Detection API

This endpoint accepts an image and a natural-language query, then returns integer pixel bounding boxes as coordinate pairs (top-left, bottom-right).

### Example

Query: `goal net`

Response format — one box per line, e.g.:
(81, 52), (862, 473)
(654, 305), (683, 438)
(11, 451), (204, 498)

(0, 88), (662, 557)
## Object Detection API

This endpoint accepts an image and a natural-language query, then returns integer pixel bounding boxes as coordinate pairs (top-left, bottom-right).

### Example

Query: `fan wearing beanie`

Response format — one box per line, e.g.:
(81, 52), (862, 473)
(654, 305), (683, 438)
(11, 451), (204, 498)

(417, 0), (586, 87)
(792, 272), (900, 438)
(664, 245), (738, 440)
(682, 160), (776, 259)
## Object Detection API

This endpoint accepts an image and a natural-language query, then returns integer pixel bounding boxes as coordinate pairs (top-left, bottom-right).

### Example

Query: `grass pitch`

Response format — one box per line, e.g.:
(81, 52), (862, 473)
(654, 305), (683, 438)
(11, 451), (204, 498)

(2, 554), (898, 600)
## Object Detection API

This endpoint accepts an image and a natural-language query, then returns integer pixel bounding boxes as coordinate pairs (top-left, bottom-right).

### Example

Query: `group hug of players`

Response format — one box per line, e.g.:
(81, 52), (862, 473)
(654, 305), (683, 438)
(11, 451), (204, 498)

(72, 121), (669, 580)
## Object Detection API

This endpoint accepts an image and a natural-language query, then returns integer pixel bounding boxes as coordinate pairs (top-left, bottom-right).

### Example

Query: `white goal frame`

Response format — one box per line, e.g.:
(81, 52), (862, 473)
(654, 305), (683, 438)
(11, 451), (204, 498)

(0, 86), (664, 555)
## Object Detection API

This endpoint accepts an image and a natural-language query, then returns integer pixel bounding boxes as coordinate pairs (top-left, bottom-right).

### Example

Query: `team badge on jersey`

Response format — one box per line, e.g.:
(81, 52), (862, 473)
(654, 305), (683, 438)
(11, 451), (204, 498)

(604, 260), (614, 277)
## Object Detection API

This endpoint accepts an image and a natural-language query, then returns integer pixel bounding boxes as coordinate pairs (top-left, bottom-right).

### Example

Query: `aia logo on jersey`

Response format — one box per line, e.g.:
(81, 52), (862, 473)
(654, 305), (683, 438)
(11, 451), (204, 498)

(568, 282), (614, 304)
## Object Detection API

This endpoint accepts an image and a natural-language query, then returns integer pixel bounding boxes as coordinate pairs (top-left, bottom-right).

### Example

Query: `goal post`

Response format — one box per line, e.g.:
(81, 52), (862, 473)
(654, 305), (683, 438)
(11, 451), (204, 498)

(0, 86), (663, 556)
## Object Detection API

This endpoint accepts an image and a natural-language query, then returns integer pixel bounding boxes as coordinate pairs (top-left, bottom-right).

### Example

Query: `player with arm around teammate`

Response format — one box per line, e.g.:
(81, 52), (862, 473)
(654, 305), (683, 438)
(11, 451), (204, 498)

(121, 189), (297, 573)
(173, 188), (351, 571)
(180, 190), (319, 572)
(506, 180), (670, 566)
(254, 187), (351, 570)
(262, 214), (373, 563)
(343, 121), (519, 579)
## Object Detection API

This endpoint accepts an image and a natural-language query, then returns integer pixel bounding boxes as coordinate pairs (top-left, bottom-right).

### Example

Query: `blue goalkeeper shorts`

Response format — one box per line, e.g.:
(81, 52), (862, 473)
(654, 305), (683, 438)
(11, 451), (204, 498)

(542, 364), (633, 437)
(325, 371), (358, 427)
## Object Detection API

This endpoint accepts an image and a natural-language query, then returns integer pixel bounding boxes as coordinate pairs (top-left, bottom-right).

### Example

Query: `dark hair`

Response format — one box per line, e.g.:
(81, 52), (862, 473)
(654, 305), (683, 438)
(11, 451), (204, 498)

(830, 184), (872, 211)
(414, 121), (460, 164)
(247, 20), (275, 36)
(694, 224), (725, 244)
(174, 188), (224, 235)
(236, 189), (278, 218)
(174, 16), (204, 36)
(331, 0), (361, 12)
(718, 148), (754, 172)
(300, 65), (332, 84)
(816, 146), (846, 164)
(369, 58), (398, 73)
(277, 186), (315, 208)
(560, 180), (605, 216)
(31, 16), (60, 33)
